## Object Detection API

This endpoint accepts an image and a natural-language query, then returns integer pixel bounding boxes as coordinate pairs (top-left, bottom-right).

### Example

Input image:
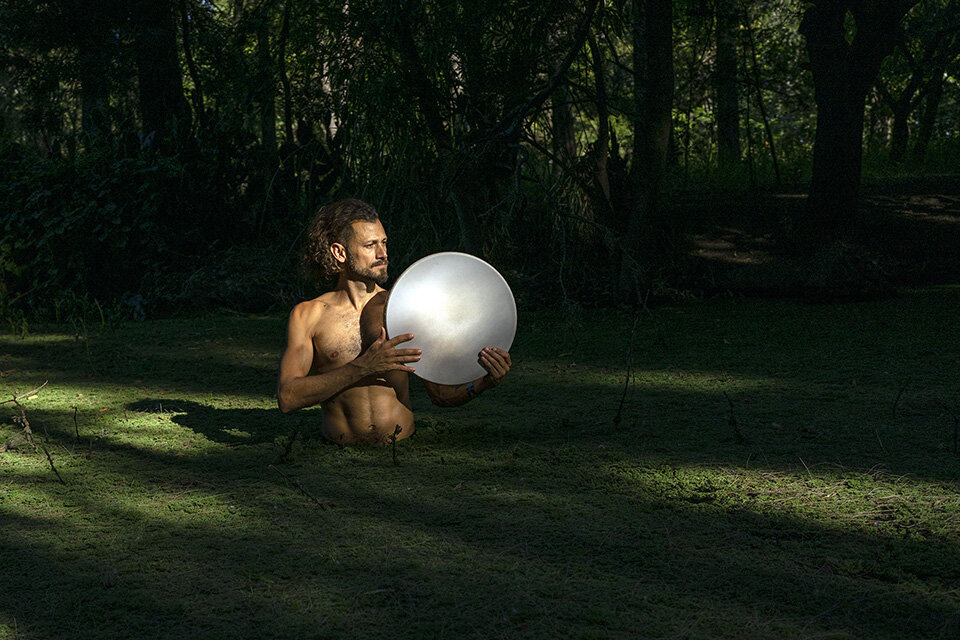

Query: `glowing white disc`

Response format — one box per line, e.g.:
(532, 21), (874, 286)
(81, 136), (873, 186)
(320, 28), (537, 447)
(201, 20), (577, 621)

(385, 252), (517, 385)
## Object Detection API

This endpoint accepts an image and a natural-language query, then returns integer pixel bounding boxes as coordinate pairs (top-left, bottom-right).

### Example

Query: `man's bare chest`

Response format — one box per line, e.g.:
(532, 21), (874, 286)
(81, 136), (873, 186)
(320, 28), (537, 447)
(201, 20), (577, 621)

(310, 312), (362, 371)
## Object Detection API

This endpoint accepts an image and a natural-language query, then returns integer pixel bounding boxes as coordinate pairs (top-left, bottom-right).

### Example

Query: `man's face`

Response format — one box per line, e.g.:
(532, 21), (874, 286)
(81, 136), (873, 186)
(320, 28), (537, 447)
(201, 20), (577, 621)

(342, 219), (388, 285)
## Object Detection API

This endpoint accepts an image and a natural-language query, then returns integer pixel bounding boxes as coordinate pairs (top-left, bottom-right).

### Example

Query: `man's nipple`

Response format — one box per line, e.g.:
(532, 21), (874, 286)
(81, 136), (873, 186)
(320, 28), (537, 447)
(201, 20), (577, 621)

(330, 351), (339, 359)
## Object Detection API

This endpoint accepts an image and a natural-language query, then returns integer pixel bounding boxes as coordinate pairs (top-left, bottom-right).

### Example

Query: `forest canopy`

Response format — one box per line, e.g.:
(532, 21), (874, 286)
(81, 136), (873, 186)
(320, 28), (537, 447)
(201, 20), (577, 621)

(1, 0), (958, 318)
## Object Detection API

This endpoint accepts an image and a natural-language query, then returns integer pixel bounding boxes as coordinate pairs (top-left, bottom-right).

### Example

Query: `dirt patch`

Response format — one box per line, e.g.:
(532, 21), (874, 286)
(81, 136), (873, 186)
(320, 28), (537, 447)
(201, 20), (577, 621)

(682, 180), (960, 297)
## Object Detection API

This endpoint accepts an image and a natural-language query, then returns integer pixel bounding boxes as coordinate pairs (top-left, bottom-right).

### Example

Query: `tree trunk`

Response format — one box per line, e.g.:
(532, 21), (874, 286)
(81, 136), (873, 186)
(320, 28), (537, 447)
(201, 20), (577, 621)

(744, 8), (781, 184)
(133, 0), (190, 148)
(714, 0), (740, 170)
(587, 31), (611, 203)
(278, 0), (294, 145)
(889, 103), (910, 162)
(551, 73), (577, 164)
(799, 1), (917, 241)
(912, 63), (945, 161)
(179, 0), (206, 130)
(78, 47), (111, 142)
(256, 16), (277, 163)
(622, 0), (674, 297)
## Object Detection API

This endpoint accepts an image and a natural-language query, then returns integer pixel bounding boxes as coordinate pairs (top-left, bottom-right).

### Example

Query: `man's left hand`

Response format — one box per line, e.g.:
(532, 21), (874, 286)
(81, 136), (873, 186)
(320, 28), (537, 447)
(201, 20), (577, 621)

(479, 347), (511, 388)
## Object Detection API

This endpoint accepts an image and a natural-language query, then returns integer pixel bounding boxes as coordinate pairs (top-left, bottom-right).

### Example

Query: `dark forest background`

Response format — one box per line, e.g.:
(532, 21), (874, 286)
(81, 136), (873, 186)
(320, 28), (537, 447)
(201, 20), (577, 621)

(1, 0), (959, 320)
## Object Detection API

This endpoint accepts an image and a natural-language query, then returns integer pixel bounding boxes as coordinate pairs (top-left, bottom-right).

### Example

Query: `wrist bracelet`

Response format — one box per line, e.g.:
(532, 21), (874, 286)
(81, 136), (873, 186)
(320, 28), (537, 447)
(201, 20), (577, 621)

(466, 381), (478, 398)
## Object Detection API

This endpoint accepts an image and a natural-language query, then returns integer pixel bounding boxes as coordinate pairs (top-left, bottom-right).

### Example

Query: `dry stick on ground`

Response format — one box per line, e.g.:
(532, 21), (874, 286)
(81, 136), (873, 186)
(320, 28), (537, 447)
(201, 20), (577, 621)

(277, 419), (302, 464)
(614, 291), (652, 428)
(268, 464), (332, 509)
(723, 391), (749, 445)
(934, 398), (959, 456)
(11, 394), (66, 484)
(892, 381), (909, 418)
(0, 380), (49, 406)
(875, 427), (886, 454)
(388, 424), (403, 466)
(72, 405), (80, 441)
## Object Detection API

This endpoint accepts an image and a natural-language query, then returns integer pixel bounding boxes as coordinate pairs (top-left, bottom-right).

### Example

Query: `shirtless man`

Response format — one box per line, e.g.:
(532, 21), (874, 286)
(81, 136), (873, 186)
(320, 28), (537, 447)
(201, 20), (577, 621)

(276, 198), (512, 445)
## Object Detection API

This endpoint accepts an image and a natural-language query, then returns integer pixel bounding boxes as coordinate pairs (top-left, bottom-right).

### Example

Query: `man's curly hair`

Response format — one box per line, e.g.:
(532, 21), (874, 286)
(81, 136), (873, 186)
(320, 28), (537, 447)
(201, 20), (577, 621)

(301, 198), (380, 282)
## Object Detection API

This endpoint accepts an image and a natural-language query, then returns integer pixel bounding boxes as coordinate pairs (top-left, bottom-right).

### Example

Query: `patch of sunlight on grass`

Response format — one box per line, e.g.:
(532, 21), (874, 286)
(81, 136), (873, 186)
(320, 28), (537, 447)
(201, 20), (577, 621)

(631, 369), (779, 392)
(514, 359), (781, 391)
(598, 461), (960, 541)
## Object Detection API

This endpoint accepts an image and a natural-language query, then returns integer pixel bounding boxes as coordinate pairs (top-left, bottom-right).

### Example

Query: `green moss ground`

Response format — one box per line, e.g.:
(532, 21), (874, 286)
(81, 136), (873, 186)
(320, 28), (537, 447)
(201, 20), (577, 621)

(1, 288), (959, 639)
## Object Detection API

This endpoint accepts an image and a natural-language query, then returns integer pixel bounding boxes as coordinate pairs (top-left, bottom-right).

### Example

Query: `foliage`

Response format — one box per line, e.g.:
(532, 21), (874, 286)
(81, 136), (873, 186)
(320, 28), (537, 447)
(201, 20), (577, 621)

(1, 0), (959, 317)
(0, 139), (249, 318)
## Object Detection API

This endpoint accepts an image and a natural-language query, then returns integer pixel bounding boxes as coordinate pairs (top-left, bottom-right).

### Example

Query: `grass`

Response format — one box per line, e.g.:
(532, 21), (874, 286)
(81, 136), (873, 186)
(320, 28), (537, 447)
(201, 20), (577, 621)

(1, 288), (959, 639)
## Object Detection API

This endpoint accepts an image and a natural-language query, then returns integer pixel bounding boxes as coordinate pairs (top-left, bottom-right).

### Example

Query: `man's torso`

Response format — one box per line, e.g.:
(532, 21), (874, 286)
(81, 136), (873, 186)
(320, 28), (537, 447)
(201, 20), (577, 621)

(306, 290), (413, 445)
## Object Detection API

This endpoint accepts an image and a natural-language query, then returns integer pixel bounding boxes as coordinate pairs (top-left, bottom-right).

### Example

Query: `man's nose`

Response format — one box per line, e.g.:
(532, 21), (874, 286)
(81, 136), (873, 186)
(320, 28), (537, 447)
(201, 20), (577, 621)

(377, 244), (387, 259)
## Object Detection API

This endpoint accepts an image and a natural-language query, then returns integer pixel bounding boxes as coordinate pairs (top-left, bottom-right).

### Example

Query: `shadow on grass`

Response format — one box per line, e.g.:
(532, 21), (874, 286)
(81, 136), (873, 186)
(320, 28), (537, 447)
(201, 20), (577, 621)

(124, 398), (297, 446)
(3, 292), (960, 636)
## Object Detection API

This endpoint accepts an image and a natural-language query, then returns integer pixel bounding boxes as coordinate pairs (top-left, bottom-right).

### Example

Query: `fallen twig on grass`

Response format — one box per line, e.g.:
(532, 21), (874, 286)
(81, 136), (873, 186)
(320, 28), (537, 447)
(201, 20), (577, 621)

(277, 419), (302, 464)
(10, 392), (65, 484)
(388, 424), (402, 466)
(723, 391), (749, 445)
(268, 464), (332, 509)
(934, 398), (959, 456)
(614, 291), (651, 428)
(0, 380), (49, 405)
(892, 381), (908, 418)
(72, 405), (80, 441)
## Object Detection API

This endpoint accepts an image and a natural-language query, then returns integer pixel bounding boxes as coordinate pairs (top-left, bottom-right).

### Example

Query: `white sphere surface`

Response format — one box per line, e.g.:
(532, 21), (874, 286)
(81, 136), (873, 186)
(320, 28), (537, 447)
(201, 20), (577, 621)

(385, 252), (517, 385)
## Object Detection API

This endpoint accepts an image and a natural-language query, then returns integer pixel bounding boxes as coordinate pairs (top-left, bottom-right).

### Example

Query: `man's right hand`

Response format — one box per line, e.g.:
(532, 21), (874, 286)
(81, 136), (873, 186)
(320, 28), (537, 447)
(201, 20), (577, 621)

(355, 328), (420, 375)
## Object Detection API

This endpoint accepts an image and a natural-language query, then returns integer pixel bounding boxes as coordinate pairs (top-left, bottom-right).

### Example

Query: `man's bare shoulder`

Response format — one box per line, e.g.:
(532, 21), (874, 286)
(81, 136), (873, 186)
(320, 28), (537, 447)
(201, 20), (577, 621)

(288, 293), (341, 329)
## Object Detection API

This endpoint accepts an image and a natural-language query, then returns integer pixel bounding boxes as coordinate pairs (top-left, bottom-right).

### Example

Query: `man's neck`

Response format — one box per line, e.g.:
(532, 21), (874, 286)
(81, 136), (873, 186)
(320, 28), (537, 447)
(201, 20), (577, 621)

(336, 274), (380, 311)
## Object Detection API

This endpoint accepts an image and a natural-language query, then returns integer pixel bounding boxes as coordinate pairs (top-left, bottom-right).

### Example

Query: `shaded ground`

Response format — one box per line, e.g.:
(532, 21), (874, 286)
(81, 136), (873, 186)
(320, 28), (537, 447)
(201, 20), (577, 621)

(1, 291), (959, 639)
(683, 177), (960, 296)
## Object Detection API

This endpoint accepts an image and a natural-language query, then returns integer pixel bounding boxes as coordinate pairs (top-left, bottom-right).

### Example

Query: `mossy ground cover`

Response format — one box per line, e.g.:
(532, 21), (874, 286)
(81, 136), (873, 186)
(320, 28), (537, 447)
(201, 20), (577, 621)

(1, 288), (959, 639)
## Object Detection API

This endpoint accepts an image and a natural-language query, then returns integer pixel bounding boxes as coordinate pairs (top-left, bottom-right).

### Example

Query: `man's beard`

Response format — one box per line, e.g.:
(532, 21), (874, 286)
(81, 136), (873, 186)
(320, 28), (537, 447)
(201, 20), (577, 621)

(347, 252), (388, 285)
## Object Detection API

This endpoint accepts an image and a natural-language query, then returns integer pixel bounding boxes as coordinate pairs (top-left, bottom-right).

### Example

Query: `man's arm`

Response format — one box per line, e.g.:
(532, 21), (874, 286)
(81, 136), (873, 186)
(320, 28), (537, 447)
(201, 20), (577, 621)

(277, 305), (419, 413)
(423, 347), (511, 407)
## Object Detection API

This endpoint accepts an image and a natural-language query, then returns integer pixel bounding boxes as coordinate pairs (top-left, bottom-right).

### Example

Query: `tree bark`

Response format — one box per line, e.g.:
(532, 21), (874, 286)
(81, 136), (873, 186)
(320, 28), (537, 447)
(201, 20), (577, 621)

(799, 0), (917, 240)
(78, 46), (111, 142)
(256, 14), (277, 163)
(912, 64), (945, 161)
(550, 73), (577, 164)
(888, 101), (910, 162)
(278, 0), (294, 144)
(622, 0), (674, 297)
(714, 0), (740, 170)
(743, 7), (781, 184)
(132, 0), (191, 148)
(179, 0), (206, 130)
(587, 31), (611, 203)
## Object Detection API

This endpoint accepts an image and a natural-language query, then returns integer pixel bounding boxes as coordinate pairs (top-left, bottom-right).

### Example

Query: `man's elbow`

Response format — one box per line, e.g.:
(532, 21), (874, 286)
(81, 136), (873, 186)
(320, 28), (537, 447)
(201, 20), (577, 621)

(277, 387), (298, 413)
(428, 392), (457, 408)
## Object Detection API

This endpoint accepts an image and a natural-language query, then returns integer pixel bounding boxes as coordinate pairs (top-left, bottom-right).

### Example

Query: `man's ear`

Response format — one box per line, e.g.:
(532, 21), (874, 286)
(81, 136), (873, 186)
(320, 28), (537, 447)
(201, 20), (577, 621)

(330, 242), (347, 266)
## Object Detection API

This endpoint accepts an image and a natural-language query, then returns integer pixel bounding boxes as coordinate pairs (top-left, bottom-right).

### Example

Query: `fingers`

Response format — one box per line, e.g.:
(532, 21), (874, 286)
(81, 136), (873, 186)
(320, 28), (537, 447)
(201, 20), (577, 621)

(385, 332), (415, 347)
(487, 347), (511, 367)
(479, 348), (509, 379)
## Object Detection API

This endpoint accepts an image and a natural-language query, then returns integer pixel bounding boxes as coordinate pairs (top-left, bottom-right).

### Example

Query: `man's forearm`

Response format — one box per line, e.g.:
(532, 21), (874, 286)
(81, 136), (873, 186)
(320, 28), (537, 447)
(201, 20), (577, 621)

(426, 376), (491, 408)
(277, 361), (368, 413)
